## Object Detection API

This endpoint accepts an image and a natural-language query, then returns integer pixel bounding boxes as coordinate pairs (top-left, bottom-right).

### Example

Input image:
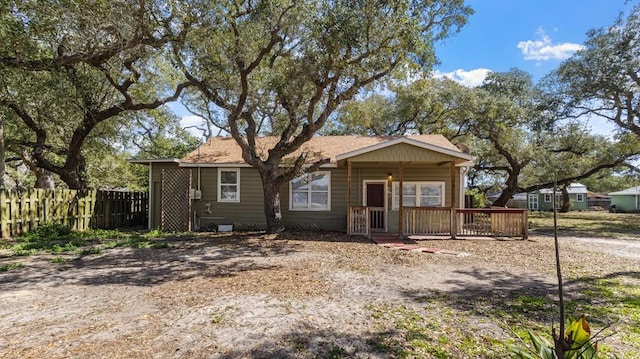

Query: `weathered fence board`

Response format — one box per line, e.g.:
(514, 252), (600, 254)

(0, 189), (148, 238)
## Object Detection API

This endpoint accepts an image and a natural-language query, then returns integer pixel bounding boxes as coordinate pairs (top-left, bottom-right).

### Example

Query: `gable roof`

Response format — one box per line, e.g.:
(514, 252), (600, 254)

(539, 183), (588, 194)
(609, 186), (640, 195)
(180, 135), (474, 166)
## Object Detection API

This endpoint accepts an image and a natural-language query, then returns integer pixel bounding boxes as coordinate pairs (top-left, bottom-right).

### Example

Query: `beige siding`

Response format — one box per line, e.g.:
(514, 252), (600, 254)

(151, 162), (462, 233)
(348, 164), (461, 207)
(280, 168), (348, 231)
(348, 143), (461, 163)
(193, 167), (266, 230)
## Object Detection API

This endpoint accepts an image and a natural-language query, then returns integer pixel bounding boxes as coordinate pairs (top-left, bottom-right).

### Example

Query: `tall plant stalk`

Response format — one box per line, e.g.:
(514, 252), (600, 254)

(552, 177), (566, 357)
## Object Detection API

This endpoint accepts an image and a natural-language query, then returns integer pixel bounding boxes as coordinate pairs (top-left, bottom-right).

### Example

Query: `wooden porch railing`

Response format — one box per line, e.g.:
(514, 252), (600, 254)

(348, 206), (368, 235)
(456, 208), (528, 238)
(348, 206), (528, 239)
(403, 207), (452, 235)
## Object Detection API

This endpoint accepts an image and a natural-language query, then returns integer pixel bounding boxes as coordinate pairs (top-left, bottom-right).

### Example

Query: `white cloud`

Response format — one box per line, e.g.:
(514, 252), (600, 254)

(517, 28), (584, 61)
(180, 115), (208, 137)
(432, 68), (491, 87)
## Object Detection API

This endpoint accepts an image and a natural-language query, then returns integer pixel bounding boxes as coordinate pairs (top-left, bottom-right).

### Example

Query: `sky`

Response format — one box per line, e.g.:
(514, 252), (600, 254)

(179, 1), (637, 138)
(433, 0), (634, 85)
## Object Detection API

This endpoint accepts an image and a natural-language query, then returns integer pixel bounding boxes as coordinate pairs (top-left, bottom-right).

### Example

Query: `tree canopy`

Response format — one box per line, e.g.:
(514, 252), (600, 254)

(553, 4), (640, 136)
(175, 0), (473, 232)
(0, 0), (190, 189)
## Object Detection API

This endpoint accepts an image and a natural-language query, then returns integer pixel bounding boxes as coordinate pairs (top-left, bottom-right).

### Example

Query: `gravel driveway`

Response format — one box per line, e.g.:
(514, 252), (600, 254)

(1, 232), (638, 358)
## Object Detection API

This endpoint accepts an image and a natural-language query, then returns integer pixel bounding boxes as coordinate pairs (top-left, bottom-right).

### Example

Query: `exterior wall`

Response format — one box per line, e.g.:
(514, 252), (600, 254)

(181, 163), (461, 233)
(192, 167), (349, 232)
(193, 167), (266, 231)
(280, 169), (348, 231)
(348, 143), (461, 163)
(611, 195), (639, 212)
(537, 193), (588, 211)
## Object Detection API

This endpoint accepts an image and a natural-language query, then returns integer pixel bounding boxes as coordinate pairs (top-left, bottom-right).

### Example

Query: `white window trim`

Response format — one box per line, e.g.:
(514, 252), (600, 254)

(289, 171), (331, 211)
(391, 181), (445, 210)
(217, 168), (240, 203)
(576, 193), (585, 202)
(544, 193), (552, 203)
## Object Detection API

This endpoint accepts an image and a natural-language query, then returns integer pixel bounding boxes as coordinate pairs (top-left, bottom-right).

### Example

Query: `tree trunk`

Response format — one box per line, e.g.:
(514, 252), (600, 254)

(559, 186), (570, 213)
(0, 113), (5, 190)
(262, 178), (285, 234)
(34, 167), (55, 189)
(492, 189), (515, 207)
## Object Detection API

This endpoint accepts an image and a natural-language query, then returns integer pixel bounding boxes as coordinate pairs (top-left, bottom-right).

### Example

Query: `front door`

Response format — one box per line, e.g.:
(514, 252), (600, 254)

(528, 194), (538, 210)
(366, 182), (386, 232)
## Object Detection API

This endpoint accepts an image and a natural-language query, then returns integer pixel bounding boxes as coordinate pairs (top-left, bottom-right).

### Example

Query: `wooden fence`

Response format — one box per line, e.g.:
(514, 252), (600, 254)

(0, 189), (148, 238)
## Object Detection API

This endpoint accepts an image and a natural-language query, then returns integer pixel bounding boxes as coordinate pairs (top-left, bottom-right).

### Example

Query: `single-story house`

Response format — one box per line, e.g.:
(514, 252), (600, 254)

(528, 183), (589, 211)
(131, 135), (479, 235)
(609, 186), (640, 212)
(587, 191), (611, 210)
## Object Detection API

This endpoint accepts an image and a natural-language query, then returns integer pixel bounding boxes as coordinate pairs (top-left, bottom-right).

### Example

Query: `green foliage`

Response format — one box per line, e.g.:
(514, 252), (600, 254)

(466, 188), (490, 208)
(179, 0), (473, 233)
(507, 316), (601, 359)
(0, 262), (23, 271)
(528, 212), (640, 238)
(50, 256), (67, 264)
(5, 227), (174, 257)
(19, 223), (72, 241)
(0, 1), (189, 189)
(553, 4), (640, 137)
(368, 305), (507, 358)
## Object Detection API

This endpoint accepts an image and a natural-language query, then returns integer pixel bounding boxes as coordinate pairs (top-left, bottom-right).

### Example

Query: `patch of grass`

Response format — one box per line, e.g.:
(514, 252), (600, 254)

(78, 247), (102, 256)
(316, 341), (349, 359)
(149, 241), (170, 249)
(367, 305), (508, 358)
(2, 226), (182, 259)
(50, 256), (67, 264)
(528, 211), (640, 237)
(0, 262), (24, 271)
(143, 229), (166, 239)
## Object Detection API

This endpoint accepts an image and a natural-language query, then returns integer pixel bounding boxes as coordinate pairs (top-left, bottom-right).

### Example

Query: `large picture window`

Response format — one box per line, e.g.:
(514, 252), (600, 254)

(217, 168), (240, 202)
(290, 172), (330, 211)
(392, 182), (445, 209)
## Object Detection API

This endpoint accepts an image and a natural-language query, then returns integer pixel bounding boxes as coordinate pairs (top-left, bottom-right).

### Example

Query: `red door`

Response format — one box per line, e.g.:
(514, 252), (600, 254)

(366, 183), (385, 231)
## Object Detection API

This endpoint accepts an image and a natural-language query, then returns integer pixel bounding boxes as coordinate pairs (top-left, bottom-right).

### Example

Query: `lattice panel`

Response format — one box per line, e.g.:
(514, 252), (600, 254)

(160, 169), (191, 232)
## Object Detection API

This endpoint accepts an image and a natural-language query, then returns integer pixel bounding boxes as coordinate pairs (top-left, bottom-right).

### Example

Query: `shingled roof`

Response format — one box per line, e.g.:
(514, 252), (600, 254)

(180, 135), (473, 165)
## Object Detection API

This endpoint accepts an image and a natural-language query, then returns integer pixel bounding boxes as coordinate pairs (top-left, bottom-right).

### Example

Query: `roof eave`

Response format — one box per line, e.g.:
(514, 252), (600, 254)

(128, 158), (180, 165)
(335, 137), (475, 162)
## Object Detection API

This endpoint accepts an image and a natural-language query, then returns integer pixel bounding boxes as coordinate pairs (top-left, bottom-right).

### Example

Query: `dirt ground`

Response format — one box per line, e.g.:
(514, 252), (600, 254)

(1, 231), (639, 358)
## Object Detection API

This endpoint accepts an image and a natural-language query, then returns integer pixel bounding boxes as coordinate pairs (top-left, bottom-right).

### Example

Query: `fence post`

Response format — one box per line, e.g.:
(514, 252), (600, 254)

(0, 190), (9, 239)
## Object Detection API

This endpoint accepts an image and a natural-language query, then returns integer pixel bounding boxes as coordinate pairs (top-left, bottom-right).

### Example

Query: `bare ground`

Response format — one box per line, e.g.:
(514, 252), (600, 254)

(1, 232), (639, 358)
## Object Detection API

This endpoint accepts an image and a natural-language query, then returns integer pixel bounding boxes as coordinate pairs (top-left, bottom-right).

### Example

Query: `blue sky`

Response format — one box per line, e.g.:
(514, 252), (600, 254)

(433, 0), (634, 86)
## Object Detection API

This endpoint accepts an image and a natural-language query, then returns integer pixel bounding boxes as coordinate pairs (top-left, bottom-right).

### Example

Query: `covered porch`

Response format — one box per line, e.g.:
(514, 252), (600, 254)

(339, 137), (528, 240)
(348, 206), (528, 239)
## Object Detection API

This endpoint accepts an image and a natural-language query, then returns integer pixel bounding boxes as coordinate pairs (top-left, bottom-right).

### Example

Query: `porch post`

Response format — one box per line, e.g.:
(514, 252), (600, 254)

(523, 210), (529, 240)
(399, 161), (404, 236)
(450, 161), (457, 239)
(347, 161), (352, 234)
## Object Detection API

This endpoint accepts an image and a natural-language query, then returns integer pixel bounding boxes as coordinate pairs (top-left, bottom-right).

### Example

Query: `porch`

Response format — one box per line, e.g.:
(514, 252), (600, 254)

(348, 207), (529, 239)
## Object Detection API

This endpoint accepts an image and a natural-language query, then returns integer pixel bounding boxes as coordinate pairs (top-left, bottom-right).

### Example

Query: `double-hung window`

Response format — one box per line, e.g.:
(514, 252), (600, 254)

(576, 193), (585, 202)
(392, 182), (445, 209)
(544, 193), (562, 203)
(290, 172), (330, 211)
(217, 168), (240, 202)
